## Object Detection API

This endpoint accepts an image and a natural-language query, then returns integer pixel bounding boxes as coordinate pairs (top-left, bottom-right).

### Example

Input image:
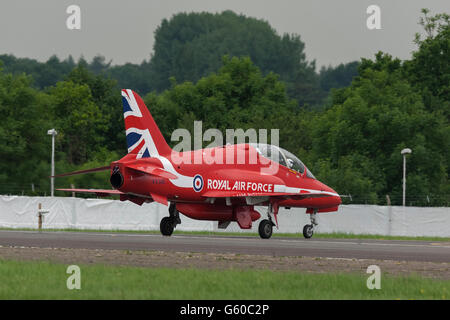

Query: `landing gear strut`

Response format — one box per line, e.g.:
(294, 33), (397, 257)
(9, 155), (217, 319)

(258, 203), (277, 239)
(160, 202), (181, 236)
(303, 211), (318, 239)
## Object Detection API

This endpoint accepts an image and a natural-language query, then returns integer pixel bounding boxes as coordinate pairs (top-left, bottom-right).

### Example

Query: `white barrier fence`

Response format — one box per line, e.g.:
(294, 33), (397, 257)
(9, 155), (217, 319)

(0, 195), (449, 237)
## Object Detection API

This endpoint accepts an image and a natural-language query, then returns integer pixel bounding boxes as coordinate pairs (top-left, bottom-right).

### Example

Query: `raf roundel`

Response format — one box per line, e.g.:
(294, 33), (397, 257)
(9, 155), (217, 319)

(193, 174), (204, 192)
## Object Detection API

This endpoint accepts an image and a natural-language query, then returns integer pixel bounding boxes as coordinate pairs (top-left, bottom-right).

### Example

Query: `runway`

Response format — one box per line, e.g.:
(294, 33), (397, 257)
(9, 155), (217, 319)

(0, 230), (449, 263)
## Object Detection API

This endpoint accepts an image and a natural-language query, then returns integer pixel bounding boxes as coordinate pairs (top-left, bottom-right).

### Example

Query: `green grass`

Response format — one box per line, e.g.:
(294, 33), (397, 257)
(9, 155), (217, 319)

(1, 227), (449, 242)
(0, 259), (448, 299)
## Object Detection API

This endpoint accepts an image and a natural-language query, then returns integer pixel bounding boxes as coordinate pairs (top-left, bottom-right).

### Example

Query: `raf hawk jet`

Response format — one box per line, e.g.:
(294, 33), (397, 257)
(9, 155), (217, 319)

(56, 89), (341, 239)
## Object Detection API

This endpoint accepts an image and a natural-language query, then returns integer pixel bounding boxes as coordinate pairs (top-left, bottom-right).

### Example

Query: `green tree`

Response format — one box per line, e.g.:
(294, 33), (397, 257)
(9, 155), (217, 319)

(148, 11), (323, 107)
(0, 54), (76, 89)
(0, 67), (52, 195)
(48, 80), (108, 165)
(65, 66), (125, 155)
(308, 52), (449, 205)
(404, 9), (449, 116)
(319, 61), (359, 92)
(144, 56), (306, 152)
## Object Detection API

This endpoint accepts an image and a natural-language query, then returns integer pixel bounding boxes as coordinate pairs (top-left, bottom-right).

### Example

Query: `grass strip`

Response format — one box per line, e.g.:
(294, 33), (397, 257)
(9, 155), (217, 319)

(0, 259), (448, 299)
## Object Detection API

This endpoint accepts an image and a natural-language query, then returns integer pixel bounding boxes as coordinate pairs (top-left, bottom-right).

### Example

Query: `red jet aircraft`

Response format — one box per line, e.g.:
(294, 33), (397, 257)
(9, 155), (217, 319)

(57, 89), (341, 239)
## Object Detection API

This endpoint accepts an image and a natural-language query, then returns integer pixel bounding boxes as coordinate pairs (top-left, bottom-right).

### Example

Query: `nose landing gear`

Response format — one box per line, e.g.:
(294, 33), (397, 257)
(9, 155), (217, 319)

(303, 210), (318, 239)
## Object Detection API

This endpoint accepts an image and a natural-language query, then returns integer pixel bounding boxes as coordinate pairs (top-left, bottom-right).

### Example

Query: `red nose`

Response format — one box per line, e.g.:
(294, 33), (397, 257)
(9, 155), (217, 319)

(316, 181), (341, 206)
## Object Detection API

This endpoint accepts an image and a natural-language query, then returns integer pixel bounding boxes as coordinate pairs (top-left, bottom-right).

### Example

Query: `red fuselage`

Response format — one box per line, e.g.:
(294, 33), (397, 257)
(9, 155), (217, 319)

(113, 143), (341, 213)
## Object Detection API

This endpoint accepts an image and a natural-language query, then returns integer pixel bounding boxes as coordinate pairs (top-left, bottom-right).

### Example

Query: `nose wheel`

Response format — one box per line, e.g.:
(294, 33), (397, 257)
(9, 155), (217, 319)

(303, 224), (314, 238)
(303, 211), (318, 239)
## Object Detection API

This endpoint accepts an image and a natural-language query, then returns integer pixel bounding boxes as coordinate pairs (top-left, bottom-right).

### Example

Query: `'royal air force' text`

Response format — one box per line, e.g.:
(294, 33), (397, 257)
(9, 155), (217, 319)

(207, 179), (273, 192)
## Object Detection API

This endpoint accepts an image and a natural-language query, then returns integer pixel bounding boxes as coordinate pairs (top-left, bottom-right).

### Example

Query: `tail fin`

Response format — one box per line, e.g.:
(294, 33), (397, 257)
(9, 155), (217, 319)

(121, 89), (171, 158)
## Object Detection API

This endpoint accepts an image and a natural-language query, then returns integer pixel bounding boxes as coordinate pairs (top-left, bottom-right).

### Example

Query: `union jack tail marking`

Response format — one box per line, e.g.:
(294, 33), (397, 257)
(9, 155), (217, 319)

(121, 89), (171, 158)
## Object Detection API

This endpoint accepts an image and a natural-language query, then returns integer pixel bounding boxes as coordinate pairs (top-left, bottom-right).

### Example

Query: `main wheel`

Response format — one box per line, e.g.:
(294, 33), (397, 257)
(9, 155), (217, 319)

(258, 219), (273, 239)
(160, 217), (174, 236)
(303, 224), (314, 239)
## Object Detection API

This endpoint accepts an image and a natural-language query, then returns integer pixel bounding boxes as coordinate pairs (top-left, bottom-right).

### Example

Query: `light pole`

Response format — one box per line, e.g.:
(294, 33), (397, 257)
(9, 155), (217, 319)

(47, 129), (58, 197)
(401, 148), (412, 206)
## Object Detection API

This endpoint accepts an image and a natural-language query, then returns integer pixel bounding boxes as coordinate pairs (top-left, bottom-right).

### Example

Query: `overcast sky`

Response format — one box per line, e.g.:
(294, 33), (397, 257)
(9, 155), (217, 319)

(0, 0), (448, 69)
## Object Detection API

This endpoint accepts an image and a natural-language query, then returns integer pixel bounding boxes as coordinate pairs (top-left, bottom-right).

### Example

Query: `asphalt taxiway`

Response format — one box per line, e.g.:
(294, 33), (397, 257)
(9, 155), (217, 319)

(0, 230), (448, 262)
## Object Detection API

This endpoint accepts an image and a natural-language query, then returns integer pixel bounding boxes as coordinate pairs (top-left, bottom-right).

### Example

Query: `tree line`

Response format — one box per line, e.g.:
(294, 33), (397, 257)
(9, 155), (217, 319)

(0, 11), (358, 109)
(0, 9), (448, 206)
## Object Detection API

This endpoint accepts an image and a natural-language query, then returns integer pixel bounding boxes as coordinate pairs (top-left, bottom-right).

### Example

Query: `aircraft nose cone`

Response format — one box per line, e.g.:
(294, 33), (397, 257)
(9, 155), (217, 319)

(320, 183), (341, 206)
(328, 187), (341, 205)
(335, 193), (342, 205)
(313, 180), (342, 207)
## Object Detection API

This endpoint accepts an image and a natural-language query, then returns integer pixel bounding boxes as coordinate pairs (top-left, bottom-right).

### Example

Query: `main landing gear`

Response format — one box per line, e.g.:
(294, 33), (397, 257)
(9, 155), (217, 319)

(160, 203), (181, 236)
(303, 211), (318, 239)
(258, 220), (274, 239)
(258, 203), (276, 239)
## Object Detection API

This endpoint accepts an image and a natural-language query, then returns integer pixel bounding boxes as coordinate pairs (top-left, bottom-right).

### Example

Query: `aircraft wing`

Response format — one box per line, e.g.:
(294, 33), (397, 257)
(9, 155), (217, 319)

(52, 166), (110, 177)
(57, 188), (124, 197)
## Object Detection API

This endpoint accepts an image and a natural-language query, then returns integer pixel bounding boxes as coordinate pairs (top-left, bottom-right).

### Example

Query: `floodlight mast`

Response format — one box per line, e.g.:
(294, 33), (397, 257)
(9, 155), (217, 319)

(47, 129), (58, 197)
(401, 148), (412, 206)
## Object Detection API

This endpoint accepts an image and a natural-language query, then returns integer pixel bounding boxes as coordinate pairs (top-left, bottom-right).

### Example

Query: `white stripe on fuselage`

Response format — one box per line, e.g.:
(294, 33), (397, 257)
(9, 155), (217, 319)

(152, 162), (339, 197)
(154, 155), (194, 188)
(273, 184), (339, 197)
(145, 149), (339, 195)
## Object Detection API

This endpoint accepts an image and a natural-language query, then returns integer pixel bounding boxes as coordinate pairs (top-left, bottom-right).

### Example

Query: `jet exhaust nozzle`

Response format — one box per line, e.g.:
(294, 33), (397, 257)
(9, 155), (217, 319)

(110, 166), (124, 189)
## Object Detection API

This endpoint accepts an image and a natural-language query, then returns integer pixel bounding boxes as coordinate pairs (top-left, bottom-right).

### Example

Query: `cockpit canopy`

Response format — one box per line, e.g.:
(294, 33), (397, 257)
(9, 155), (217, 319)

(249, 143), (316, 179)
